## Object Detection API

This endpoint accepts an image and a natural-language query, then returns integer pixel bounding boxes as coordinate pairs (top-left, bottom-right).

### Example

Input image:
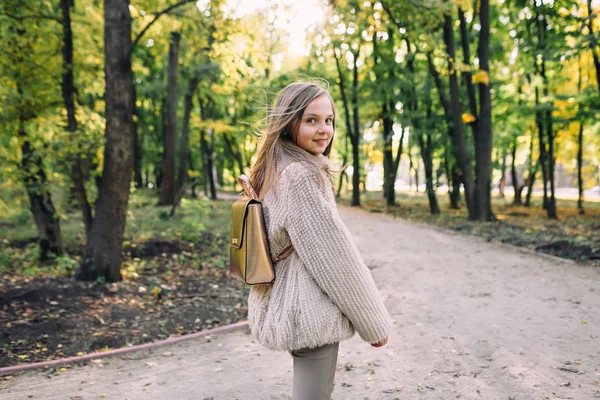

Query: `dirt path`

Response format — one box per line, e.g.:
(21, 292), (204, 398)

(3, 205), (599, 400)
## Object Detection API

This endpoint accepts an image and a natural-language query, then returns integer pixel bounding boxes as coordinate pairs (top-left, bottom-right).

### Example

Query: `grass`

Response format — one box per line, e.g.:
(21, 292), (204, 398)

(0, 186), (233, 277)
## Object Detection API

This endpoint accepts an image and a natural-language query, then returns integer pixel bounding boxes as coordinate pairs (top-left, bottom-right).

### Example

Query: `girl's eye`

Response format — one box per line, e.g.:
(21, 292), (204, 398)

(325, 118), (333, 124)
(307, 118), (315, 123)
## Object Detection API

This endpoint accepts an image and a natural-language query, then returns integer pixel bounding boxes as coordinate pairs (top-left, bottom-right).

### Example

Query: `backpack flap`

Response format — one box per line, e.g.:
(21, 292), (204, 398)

(230, 198), (256, 281)
(230, 198), (254, 250)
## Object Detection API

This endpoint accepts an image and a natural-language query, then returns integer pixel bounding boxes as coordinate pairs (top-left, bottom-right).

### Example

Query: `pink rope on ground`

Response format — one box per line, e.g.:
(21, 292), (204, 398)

(0, 320), (249, 375)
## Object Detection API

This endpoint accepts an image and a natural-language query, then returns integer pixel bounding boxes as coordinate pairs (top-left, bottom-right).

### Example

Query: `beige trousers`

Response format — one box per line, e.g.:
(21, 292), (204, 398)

(289, 342), (339, 400)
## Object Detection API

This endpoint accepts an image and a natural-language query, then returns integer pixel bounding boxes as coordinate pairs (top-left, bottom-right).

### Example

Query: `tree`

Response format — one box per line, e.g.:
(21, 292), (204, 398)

(60, 0), (94, 238)
(1, 1), (64, 260)
(158, 31), (180, 206)
(473, 0), (494, 220)
(77, 0), (134, 282)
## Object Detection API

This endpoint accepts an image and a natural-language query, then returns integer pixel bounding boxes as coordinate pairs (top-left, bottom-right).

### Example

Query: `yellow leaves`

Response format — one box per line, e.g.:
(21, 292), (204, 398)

(453, 0), (472, 11)
(462, 113), (476, 123)
(472, 70), (490, 86)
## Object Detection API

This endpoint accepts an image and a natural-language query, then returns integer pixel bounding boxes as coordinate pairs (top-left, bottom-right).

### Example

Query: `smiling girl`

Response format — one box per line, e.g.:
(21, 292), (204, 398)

(247, 81), (392, 400)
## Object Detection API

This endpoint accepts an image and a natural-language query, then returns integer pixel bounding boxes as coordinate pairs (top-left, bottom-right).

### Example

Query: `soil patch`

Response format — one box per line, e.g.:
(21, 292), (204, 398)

(0, 237), (248, 368)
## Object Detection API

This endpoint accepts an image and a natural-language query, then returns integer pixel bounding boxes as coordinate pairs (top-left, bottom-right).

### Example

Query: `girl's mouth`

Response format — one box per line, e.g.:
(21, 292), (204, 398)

(314, 139), (328, 145)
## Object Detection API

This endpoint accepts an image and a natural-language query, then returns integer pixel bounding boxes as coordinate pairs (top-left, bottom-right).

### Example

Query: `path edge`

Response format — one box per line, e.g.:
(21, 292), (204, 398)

(0, 321), (249, 376)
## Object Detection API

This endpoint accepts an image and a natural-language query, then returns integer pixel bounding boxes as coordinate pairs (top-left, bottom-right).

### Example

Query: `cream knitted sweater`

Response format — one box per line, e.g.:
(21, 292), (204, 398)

(247, 157), (393, 351)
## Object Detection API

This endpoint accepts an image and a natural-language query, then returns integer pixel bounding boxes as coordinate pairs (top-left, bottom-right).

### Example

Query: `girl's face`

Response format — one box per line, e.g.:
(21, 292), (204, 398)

(295, 94), (334, 156)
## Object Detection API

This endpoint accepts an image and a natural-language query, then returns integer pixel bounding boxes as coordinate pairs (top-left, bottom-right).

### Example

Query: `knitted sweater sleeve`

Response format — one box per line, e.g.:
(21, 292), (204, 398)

(285, 163), (393, 344)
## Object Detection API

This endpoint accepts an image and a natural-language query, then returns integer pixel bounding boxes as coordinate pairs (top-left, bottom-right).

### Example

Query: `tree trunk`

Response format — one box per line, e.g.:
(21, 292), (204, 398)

(427, 52), (464, 210)
(535, 87), (549, 210)
(474, 0), (494, 220)
(443, 144), (460, 209)
(177, 74), (201, 191)
(414, 155), (420, 192)
(222, 132), (245, 179)
(336, 136), (349, 198)
(20, 126), (63, 261)
(158, 32), (180, 206)
(498, 151), (507, 199)
(60, 0), (93, 238)
(510, 136), (524, 205)
(382, 101), (395, 206)
(419, 133), (440, 214)
(575, 120), (585, 214)
(458, 7), (480, 142)
(538, 13), (557, 219)
(525, 159), (538, 207)
(350, 48), (361, 207)
(205, 128), (217, 200)
(443, 14), (475, 218)
(133, 84), (143, 188)
(587, 0), (600, 92)
(76, 0), (134, 282)
(419, 102), (440, 214)
(334, 50), (355, 202)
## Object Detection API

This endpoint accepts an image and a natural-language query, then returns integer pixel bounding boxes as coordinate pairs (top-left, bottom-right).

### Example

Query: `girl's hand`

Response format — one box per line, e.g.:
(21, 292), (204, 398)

(370, 336), (388, 348)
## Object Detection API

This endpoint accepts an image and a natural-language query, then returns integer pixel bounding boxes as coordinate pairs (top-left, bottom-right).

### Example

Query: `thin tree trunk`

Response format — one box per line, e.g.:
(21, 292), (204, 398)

(538, 13), (557, 219)
(535, 86), (549, 210)
(458, 7), (480, 141)
(60, 0), (93, 238)
(414, 154), (420, 192)
(20, 126), (63, 261)
(158, 32), (180, 205)
(418, 132), (440, 214)
(499, 150), (507, 199)
(510, 136), (524, 205)
(334, 50), (355, 202)
(351, 48), (361, 207)
(443, 14), (475, 218)
(177, 74), (201, 191)
(427, 52), (462, 209)
(382, 101), (395, 205)
(336, 136), (349, 198)
(222, 132), (245, 179)
(525, 161), (538, 208)
(133, 84), (143, 187)
(419, 101), (440, 214)
(408, 150), (413, 189)
(587, 0), (600, 92)
(577, 121), (585, 214)
(474, 0), (494, 220)
(203, 128), (217, 200)
(77, 0), (134, 282)
(577, 54), (586, 215)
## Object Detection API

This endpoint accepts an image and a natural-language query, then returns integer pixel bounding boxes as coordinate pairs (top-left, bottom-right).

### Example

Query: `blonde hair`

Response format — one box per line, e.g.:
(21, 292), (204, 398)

(249, 81), (336, 199)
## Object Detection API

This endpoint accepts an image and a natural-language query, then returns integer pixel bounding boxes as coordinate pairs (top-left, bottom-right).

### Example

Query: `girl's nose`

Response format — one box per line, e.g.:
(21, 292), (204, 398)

(317, 123), (330, 134)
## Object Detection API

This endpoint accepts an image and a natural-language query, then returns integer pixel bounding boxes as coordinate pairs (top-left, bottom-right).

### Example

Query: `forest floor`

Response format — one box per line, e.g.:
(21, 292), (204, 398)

(0, 192), (248, 368)
(0, 189), (598, 371)
(2, 203), (599, 399)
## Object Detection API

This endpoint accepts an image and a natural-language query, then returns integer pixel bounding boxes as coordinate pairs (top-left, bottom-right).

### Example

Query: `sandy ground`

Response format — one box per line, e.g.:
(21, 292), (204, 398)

(2, 205), (599, 400)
